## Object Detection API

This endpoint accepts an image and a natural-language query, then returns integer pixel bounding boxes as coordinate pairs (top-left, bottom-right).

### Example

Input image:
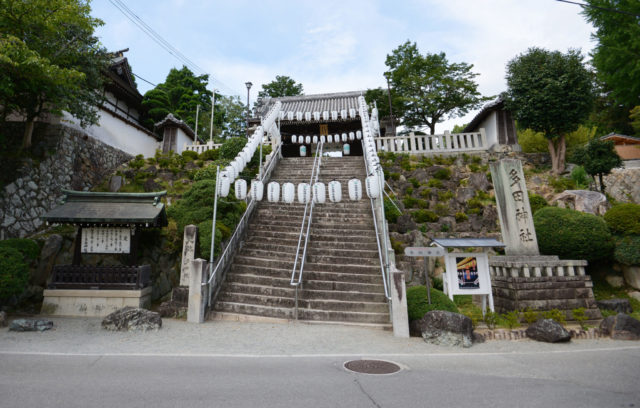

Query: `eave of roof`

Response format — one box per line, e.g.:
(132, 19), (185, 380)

(601, 133), (640, 144)
(154, 113), (195, 139)
(463, 98), (505, 133)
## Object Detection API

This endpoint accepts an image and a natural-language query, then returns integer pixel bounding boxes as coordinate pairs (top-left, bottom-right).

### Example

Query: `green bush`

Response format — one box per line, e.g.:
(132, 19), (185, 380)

(437, 191), (454, 201)
(434, 203), (449, 216)
(181, 150), (199, 161)
(420, 188), (432, 199)
(219, 137), (246, 160)
(405, 186), (414, 196)
(502, 311), (521, 329)
(408, 177), (420, 188)
(528, 192), (548, 215)
(199, 148), (219, 161)
(406, 286), (459, 321)
(549, 175), (576, 193)
(604, 203), (640, 235)
(0, 238), (40, 261)
(483, 310), (498, 329)
(570, 165), (589, 188)
(193, 165), (220, 182)
(403, 196), (418, 209)
(384, 197), (402, 223)
(542, 309), (566, 325)
(534, 207), (614, 262)
(455, 212), (468, 222)
(0, 247), (29, 300)
(129, 154), (146, 170)
(433, 168), (451, 180)
(522, 308), (539, 324)
(572, 308), (588, 330)
(412, 209), (439, 223)
(389, 172), (400, 181)
(390, 237), (405, 255)
(427, 179), (443, 188)
(614, 236), (640, 265)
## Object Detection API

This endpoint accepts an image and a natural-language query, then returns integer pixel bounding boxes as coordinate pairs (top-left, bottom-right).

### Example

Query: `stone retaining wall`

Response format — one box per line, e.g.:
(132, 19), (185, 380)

(604, 167), (640, 203)
(0, 124), (132, 238)
(492, 275), (602, 320)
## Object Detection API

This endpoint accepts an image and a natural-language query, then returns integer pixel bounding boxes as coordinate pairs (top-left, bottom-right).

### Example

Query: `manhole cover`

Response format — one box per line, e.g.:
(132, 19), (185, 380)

(344, 359), (401, 375)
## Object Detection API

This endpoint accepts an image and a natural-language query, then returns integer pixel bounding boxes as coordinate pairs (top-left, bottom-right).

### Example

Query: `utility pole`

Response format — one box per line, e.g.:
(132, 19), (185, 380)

(245, 81), (253, 138)
(209, 90), (216, 143)
(385, 74), (395, 135)
(195, 104), (200, 141)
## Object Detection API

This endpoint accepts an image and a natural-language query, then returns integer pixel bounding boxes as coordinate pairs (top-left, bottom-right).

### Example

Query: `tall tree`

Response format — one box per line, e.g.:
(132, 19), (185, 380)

(257, 75), (303, 99)
(0, 0), (109, 148)
(582, 0), (640, 109)
(504, 48), (594, 174)
(384, 41), (490, 135)
(141, 66), (212, 134)
(364, 87), (402, 120)
(572, 138), (622, 193)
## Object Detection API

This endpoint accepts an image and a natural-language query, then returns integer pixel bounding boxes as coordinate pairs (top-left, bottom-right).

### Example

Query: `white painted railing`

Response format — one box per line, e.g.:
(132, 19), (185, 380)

(183, 141), (223, 154)
(376, 129), (487, 154)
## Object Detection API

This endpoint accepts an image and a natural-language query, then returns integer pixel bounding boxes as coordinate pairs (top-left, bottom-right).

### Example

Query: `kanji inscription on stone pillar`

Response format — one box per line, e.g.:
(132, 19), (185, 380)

(180, 225), (199, 286)
(490, 159), (539, 256)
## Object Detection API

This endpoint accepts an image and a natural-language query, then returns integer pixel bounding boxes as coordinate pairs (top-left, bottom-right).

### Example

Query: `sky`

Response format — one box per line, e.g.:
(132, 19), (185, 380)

(90, 0), (596, 133)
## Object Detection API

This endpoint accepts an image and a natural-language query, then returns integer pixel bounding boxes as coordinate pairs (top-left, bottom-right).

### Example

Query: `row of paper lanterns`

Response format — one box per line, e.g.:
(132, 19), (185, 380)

(218, 177), (381, 203)
(279, 109), (358, 122)
(291, 131), (362, 145)
(358, 96), (381, 172)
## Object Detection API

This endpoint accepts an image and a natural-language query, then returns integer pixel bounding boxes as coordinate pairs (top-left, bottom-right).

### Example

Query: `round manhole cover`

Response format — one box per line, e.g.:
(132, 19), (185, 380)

(344, 360), (401, 375)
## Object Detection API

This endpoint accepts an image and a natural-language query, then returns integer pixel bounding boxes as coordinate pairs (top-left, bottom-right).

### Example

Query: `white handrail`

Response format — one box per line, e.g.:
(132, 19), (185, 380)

(290, 141), (323, 319)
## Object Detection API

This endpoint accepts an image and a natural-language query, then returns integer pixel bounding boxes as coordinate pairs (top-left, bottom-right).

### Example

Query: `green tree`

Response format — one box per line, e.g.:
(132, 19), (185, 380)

(215, 95), (247, 139)
(0, 0), (109, 149)
(384, 41), (490, 135)
(572, 138), (622, 193)
(257, 75), (303, 99)
(630, 106), (640, 135)
(582, 0), (640, 110)
(504, 48), (594, 174)
(141, 66), (212, 134)
(364, 87), (402, 121)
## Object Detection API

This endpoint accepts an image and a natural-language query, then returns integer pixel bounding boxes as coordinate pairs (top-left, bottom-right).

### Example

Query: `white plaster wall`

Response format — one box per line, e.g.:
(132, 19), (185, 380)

(478, 112), (498, 147)
(61, 109), (159, 158)
(176, 128), (194, 154)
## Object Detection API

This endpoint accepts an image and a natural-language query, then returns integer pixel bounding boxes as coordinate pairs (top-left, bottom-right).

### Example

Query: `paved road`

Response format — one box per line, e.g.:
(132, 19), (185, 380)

(1, 318), (639, 407)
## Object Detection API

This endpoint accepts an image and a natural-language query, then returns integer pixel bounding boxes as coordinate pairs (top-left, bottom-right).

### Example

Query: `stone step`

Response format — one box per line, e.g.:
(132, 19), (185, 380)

(233, 256), (381, 275)
(214, 301), (294, 320)
(309, 232), (378, 244)
(242, 239), (378, 252)
(227, 272), (383, 293)
(222, 282), (386, 302)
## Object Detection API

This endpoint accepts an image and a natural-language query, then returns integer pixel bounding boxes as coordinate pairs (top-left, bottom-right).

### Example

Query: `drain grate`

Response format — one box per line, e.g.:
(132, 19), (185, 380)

(344, 360), (401, 375)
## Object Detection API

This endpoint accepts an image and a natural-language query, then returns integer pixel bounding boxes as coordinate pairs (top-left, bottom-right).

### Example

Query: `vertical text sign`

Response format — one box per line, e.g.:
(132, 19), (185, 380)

(180, 225), (199, 286)
(489, 159), (539, 256)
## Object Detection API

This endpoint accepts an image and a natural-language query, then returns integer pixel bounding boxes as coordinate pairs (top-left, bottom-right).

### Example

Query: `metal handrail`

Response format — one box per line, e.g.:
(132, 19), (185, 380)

(204, 143), (282, 306)
(290, 141), (324, 319)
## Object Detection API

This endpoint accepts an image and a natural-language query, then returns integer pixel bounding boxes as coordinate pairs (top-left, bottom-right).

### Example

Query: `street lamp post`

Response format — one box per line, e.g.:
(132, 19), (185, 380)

(385, 74), (395, 136)
(245, 81), (252, 138)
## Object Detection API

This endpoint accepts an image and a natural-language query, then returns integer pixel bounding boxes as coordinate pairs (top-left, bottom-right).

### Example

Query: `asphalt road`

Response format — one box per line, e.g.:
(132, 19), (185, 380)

(2, 348), (639, 408)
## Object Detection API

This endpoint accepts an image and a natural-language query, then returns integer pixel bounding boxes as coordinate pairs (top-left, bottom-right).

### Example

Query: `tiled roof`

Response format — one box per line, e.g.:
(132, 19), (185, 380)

(256, 91), (363, 120)
(154, 113), (195, 139)
(463, 98), (505, 132)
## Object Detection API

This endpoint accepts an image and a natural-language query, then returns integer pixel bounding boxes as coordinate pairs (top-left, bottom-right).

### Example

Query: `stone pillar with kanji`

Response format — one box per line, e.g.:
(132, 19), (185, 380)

(490, 159), (539, 256)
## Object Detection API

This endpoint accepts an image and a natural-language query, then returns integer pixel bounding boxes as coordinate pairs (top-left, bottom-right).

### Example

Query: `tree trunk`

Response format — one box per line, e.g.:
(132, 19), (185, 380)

(429, 123), (435, 135)
(598, 173), (606, 194)
(547, 135), (566, 175)
(22, 118), (35, 149)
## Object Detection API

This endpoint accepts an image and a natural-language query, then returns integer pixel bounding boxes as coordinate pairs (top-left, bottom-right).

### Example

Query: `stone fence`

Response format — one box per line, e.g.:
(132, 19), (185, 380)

(375, 129), (487, 155)
(183, 141), (222, 154)
(489, 256), (587, 278)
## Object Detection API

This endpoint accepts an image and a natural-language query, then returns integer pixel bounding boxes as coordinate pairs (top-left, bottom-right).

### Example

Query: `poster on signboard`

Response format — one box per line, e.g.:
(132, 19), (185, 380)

(456, 256), (479, 289)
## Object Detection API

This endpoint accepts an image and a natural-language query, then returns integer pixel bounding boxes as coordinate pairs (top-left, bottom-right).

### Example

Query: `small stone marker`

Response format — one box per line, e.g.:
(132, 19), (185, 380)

(490, 159), (539, 256)
(404, 247), (445, 257)
(9, 319), (54, 332)
(180, 225), (198, 286)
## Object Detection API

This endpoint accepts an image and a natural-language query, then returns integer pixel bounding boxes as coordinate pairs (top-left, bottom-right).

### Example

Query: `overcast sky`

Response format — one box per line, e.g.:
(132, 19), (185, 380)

(90, 0), (596, 132)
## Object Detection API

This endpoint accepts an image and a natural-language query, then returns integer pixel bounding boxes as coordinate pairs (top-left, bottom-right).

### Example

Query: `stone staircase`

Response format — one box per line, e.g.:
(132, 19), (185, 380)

(212, 155), (390, 325)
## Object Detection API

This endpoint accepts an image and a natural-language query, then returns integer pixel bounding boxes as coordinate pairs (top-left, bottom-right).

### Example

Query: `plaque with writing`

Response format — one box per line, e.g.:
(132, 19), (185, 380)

(81, 228), (130, 254)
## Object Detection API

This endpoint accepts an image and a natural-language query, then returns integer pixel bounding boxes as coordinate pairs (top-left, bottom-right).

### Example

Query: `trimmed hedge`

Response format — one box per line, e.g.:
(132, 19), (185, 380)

(614, 236), (640, 266)
(0, 238), (40, 261)
(219, 137), (246, 160)
(534, 207), (614, 262)
(406, 286), (459, 321)
(0, 247), (29, 300)
(604, 203), (640, 235)
(528, 192), (548, 215)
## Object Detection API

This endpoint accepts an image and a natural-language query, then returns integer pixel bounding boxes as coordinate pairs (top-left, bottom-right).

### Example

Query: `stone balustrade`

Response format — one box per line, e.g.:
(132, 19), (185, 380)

(489, 256), (587, 278)
(376, 128), (487, 154)
(183, 141), (222, 154)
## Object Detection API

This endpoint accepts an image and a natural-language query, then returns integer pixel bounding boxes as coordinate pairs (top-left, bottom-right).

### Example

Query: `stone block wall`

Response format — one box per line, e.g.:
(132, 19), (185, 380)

(604, 167), (640, 204)
(492, 276), (602, 320)
(0, 124), (132, 238)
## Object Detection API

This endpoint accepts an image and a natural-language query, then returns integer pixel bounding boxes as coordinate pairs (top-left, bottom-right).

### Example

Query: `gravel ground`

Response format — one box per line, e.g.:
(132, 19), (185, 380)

(2, 317), (639, 357)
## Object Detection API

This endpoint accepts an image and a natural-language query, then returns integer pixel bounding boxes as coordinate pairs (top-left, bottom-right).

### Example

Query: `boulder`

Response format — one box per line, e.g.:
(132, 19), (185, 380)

(143, 178), (162, 192)
(456, 187), (475, 204)
(622, 265), (640, 290)
(108, 175), (123, 192)
(525, 319), (571, 343)
(0, 311), (7, 328)
(101, 307), (162, 332)
(597, 299), (633, 314)
(412, 310), (474, 348)
(34, 234), (63, 286)
(395, 214), (417, 234)
(599, 313), (640, 340)
(629, 291), (640, 302)
(550, 190), (609, 216)
(469, 173), (491, 191)
(9, 319), (54, 332)
(605, 275), (625, 288)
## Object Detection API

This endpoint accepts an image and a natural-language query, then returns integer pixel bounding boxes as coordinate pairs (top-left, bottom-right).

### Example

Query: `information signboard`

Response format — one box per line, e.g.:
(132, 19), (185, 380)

(81, 228), (131, 254)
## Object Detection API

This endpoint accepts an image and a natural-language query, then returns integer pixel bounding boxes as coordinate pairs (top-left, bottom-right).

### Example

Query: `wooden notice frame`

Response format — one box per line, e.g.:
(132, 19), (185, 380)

(443, 252), (494, 313)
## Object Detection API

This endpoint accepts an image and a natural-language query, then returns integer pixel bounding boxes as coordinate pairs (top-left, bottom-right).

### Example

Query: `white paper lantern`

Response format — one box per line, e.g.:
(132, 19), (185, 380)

(341, 109), (348, 119)
(365, 175), (380, 199)
(219, 175), (231, 197)
(327, 134), (333, 143)
(313, 182), (326, 204)
(305, 135), (311, 144)
(241, 149), (251, 163)
(231, 160), (242, 177)
(291, 135), (297, 144)
(348, 178), (362, 201)
(349, 132), (355, 141)
(312, 135), (318, 144)
(300, 145), (307, 157)
(267, 182), (280, 202)
(287, 112), (294, 120)
(349, 108), (357, 118)
(282, 182), (295, 204)
(235, 179), (247, 200)
(328, 180), (342, 203)
(251, 180), (264, 201)
(341, 133), (347, 142)
(313, 112), (320, 121)
(320, 135), (326, 144)
(296, 112), (303, 121)
(305, 112), (311, 121)
(343, 144), (350, 156)
(225, 165), (236, 181)
(331, 111), (338, 120)
(298, 183), (311, 204)
(356, 130), (362, 140)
